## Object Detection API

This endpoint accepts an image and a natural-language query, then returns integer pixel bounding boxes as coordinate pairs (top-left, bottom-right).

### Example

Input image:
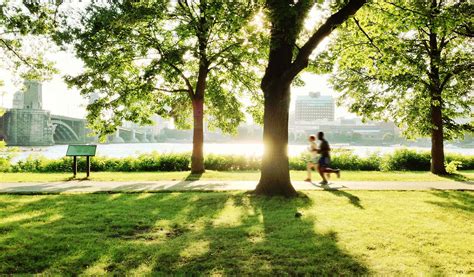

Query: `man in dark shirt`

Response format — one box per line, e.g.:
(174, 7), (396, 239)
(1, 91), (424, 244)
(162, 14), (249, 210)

(316, 132), (340, 185)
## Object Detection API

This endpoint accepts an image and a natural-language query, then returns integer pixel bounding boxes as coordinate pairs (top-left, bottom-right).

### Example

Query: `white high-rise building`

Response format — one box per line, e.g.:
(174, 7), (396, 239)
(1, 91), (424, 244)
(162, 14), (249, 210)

(295, 92), (335, 124)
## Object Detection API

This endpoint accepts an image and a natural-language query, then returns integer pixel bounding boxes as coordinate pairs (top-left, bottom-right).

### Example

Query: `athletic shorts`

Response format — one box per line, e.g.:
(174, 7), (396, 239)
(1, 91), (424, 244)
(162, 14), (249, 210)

(318, 156), (330, 167)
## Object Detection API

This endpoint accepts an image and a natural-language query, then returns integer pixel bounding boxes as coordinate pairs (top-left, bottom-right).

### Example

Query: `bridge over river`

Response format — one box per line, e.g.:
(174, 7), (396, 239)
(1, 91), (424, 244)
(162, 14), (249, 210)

(0, 109), (156, 146)
(0, 80), (157, 146)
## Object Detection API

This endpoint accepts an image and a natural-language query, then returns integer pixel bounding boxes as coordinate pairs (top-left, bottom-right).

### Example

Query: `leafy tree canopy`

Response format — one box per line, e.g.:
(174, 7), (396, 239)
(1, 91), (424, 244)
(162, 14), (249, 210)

(315, 0), (473, 140)
(63, 0), (266, 138)
(0, 0), (58, 84)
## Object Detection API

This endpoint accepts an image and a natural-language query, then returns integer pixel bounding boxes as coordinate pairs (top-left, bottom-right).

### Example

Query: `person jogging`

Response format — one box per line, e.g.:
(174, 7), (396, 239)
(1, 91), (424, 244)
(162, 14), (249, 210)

(315, 131), (340, 185)
(304, 135), (318, 182)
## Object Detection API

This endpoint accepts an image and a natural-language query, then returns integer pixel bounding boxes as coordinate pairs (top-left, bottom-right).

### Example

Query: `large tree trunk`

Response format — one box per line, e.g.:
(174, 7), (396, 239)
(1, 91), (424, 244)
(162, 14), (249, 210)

(430, 92), (446, 175)
(255, 82), (296, 197)
(255, 11), (296, 196)
(190, 52), (208, 174)
(255, 0), (366, 196)
(191, 98), (205, 174)
(427, 9), (447, 175)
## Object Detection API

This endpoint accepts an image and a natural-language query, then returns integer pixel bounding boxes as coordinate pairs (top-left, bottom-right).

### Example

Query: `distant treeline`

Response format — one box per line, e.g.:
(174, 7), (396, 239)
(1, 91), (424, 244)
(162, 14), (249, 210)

(1, 149), (473, 173)
(156, 128), (474, 147)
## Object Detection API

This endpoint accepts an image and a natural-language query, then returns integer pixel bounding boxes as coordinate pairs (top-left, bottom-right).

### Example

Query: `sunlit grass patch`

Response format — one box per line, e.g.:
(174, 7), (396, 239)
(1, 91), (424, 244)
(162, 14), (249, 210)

(0, 191), (472, 275)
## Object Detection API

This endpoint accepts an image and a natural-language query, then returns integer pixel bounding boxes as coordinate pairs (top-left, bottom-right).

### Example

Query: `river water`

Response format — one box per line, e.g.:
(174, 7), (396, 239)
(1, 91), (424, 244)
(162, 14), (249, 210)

(7, 142), (474, 161)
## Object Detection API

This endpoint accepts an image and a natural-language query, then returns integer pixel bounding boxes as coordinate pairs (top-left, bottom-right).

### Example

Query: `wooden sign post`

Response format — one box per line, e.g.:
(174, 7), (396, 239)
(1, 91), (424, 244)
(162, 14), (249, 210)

(66, 145), (97, 178)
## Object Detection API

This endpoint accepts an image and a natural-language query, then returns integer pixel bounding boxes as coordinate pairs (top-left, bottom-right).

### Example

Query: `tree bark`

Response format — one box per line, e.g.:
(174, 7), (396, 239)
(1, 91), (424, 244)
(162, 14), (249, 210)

(255, 82), (296, 197)
(191, 98), (205, 174)
(430, 93), (446, 175)
(190, 50), (208, 173)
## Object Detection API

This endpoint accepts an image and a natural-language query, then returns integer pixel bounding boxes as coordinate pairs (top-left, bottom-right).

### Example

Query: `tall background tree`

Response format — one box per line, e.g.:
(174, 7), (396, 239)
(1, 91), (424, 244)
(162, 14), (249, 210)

(63, 0), (264, 173)
(255, 0), (366, 196)
(316, 0), (473, 174)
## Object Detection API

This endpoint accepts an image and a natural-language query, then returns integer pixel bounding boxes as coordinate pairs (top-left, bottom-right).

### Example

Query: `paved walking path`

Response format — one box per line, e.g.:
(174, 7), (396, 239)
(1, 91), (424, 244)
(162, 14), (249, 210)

(0, 180), (472, 193)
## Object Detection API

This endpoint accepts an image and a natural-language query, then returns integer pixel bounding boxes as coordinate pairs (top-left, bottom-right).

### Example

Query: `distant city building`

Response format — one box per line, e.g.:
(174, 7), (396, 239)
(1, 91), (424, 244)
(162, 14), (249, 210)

(295, 92), (334, 123)
(289, 92), (399, 142)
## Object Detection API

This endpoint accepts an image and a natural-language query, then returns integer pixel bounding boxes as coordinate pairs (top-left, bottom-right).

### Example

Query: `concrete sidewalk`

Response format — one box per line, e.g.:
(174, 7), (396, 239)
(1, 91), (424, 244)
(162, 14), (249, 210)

(0, 180), (472, 193)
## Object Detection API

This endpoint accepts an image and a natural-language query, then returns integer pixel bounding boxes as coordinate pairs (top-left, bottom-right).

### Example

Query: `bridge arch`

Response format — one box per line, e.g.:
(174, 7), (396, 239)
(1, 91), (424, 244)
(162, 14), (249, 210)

(51, 120), (80, 143)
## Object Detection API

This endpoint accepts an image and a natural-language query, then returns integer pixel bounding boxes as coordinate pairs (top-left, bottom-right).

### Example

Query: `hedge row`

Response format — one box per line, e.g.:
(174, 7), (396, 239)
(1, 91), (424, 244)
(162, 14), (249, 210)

(1, 149), (473, 173)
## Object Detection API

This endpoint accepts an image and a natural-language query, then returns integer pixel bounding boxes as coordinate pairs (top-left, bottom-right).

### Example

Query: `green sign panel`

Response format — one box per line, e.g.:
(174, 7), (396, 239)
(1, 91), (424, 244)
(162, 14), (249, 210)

(66, 145), (97, 156)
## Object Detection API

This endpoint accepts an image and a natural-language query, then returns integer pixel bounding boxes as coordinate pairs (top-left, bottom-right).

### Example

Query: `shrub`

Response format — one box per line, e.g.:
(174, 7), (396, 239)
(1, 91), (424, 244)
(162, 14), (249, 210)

(289, 154), (307, 171)
(157, 153), (190, 171)
(205, 154), (260, 171)
(380, 149), (431, 171)
(445, 160), (462, 174)
(2, 149), (473, 173)
(205, 154), (233, 171)
(291, 150), (380, 171)
(0, 157), (11, 172)
(0, 141), (14, 172)
(445, 153), (474, 170)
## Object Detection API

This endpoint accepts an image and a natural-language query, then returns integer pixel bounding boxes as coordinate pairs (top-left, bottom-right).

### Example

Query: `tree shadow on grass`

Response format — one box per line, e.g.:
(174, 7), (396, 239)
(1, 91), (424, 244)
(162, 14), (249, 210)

(427, 190), (474, 213)
(177, 192), (368, 274)
(0, 193), (220, 274)
(0, 192), (368, 275)
(184, 172), (203, 181)
(438, 172), (473, 183)
(244, 193), (368, 275)
(320, 185), (363, 209)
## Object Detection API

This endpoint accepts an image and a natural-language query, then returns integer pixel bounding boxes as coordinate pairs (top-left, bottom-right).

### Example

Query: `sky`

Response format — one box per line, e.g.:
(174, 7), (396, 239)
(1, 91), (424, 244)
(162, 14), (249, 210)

(0, 0), (357, 121)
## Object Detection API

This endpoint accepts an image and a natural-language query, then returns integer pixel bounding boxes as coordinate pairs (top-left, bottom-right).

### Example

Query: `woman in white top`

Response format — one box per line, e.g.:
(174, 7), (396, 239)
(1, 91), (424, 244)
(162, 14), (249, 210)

(305, 135), (318, 182)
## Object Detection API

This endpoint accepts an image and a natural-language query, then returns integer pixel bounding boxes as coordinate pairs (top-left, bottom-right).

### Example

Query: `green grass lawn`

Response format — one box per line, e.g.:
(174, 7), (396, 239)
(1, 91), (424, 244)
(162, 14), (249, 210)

(1, 170), (473, 182)
(0, 191), (472, 275)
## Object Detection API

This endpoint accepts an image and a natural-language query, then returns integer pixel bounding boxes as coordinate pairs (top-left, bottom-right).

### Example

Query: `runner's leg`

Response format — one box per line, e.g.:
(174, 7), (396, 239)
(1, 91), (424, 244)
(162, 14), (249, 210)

(318, 164), (328, 183)
(305, 162), (314, 181)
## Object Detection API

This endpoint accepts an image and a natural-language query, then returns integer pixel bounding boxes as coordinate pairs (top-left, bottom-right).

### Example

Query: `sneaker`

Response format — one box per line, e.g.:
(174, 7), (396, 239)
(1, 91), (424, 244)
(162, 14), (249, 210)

(336, 170), (341, 178)
(319, 180), (328, 185)
(304, 178), (311, 182)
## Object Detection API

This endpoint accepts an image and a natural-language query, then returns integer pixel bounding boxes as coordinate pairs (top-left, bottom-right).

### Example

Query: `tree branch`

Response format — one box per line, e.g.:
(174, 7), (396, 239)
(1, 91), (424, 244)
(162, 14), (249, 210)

(386, 1), (427, 17)
(177, 0), (199, 33)
(400, 52), (431, 79)
(353, 17), (382, 53)
(221, 62), (258, 93)
(0, 38), (35, 70)
(283, 0), (367, 82)
(453, 24), (474, 38)
(154, 87), (189, 93)
(153, 44), (195, 98)
(167, 62), (195, 98)
(208, 42), (240, 63)
(440, 62), (474, 91)
(439, 35), (449, 50)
